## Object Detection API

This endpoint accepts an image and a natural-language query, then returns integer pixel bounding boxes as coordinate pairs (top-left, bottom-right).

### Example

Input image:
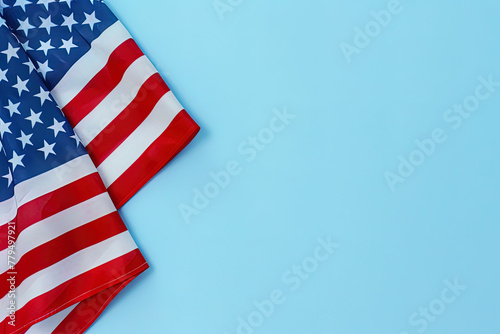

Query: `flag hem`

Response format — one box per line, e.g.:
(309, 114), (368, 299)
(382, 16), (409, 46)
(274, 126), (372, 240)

(65, 263), (149, 334)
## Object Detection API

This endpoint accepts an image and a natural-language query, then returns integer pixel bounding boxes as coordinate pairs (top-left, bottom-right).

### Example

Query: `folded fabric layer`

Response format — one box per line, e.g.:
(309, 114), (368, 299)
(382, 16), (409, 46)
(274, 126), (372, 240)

(0, 19), (148, 334)
(2, 0), (200, 208)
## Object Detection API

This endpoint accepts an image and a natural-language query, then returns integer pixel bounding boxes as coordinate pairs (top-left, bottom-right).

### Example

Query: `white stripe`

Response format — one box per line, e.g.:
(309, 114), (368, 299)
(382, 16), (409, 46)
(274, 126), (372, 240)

(0, 196), (17, 228)
(15, 155), (96, 208)
(97, 91), (183, 187)
(0, 231), (138, 320)
(0, 193), (115, 274)
(74, 56), (158, 145)
(51, 21), (132, 108)
(24, 304), (78, 334)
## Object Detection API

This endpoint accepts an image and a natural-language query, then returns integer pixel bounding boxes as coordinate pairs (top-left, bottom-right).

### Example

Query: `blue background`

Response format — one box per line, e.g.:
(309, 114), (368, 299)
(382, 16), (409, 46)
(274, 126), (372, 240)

(97, 1), (500, 333)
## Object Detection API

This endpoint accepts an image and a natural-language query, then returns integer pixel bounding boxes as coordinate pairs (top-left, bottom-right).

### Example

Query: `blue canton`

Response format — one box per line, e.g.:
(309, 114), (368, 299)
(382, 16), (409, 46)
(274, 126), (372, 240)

(0, 21), (86, 202)
(1, 0), (117, 90)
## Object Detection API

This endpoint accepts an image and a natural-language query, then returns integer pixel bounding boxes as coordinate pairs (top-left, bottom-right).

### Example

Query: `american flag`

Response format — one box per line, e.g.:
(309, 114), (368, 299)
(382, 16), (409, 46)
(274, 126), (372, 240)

(0, 17), (148, 334)
(0, 0), (199, 333)
(1, 0), (200, 209)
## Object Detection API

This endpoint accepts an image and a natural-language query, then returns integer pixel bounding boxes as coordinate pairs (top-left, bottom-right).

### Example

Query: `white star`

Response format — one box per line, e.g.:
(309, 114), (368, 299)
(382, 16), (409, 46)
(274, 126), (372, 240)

(38, 140), (56, 159)
(39, 15), (57, 34)
(1, 43), (20, 63)
(0, 119), (12, 138)
(9, 151), (25, 171)
(37, 0), (53, 10)
(16, 130), (33, 149)
(34, 87), (51, 105)
(0, 0), (7, 15)
(17, 17), (35, 36)
(59, 0), (72, 8)
(48, 118), (66, 137)
(23, 61), (35, 73)
(21, 40), (33, 51)
(25, 109), (43, 128)
(4, 101), (21, 117)
(13, 0), (31, 11)
(70, 133), (81, 147)
(83, 12), (100, 30)
(3, 169), (12, 187)
(37, 60), (52, 79)
(13, 76), (29, 96)
(37, 39), (55, 55)
(60, 37), (77, 54)
(61, 13), (77, 32)
(0, 68), (7, 82)
(0, 16), (5, 27)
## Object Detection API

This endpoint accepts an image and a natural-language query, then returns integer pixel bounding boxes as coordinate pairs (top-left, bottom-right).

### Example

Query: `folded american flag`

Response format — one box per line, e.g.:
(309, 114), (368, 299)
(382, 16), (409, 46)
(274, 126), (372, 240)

(0, 0), (200, 333)
(0, 17), (148, 334)
(1, 0), (200, 208)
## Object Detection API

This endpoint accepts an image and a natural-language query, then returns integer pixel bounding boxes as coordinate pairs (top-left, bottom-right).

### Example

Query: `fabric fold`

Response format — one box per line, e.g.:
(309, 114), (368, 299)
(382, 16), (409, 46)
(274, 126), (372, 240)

(0, 18), (148, 334)
(1, 0), (200, 208)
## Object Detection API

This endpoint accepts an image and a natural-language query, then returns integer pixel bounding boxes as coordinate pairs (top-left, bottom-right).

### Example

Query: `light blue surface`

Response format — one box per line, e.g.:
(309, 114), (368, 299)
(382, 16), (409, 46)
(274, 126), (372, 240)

(93, 1), (500, 333)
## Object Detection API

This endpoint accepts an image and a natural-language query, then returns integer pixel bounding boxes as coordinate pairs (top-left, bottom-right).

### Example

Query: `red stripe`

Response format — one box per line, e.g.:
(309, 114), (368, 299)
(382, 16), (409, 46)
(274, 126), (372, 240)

(85, 73), (170, 166)
(51, 274), (137, 334)
(0, 212), (126, 297)
(16, 173), (107, 235)
(108, 110), (200, 208)
(0, 219), (16, 252)
(2, 249), (148, 334)
(62, 39), (144, 126)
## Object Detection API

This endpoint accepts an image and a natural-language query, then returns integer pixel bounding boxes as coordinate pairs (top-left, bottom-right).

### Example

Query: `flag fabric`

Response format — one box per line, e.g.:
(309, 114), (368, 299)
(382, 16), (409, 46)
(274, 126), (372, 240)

(0, 13), (149, 334)
(1, 0), (200, 209)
